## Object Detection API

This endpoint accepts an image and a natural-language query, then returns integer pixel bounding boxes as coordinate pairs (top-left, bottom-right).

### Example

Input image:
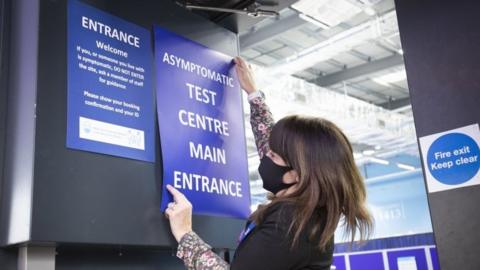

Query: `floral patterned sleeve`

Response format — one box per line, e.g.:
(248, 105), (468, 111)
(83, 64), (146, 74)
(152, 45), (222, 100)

(177, 231), (229, 270)
(248, 91), (275, 159)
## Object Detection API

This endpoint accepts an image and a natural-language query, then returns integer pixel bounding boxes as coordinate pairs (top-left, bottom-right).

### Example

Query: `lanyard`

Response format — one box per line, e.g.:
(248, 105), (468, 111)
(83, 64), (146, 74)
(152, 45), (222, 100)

(238, 221), (256, 243)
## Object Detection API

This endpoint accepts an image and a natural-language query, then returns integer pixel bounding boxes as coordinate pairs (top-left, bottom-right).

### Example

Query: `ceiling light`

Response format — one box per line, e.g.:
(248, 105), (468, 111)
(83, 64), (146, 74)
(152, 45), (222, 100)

(364, 7), (376, 16)
(397, 49), (404, 55)
(291, 0), (362, 28)
(373, 69), (407, 86)
(353, 152), (364, 159)
(397, 163), (416, 171)
(299, 13), (329, 29)
(363, 149), (375, 155)
(369, 157), (390, 165)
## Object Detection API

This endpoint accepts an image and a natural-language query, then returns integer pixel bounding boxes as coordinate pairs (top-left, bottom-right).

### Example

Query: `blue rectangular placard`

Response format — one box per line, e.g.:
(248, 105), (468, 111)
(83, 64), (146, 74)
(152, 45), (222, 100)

(350, 253), (385, 270)
(67, 0), (155, 162)
(429, 248), (440, 270)
(154, 26), (251, 219)
(332, 255), (347, 270)
(387, 249), (428, 270)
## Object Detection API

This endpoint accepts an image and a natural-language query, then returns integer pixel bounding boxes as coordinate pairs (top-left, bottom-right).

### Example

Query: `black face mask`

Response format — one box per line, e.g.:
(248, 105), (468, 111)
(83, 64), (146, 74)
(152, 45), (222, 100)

(258, 156), (295, 194)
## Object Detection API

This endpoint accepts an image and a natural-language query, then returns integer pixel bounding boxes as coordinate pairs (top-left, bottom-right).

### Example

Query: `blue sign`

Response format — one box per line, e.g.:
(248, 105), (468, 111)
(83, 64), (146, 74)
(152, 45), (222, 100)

(332, 256), (346, 270)
(387, 249), (428, 270)
(349, 253), (384, 270)
(426, 133), (480, 185)
(430, 248), (440, 270)
(154, 26), (251, 219)
(67, 0), (155, 162)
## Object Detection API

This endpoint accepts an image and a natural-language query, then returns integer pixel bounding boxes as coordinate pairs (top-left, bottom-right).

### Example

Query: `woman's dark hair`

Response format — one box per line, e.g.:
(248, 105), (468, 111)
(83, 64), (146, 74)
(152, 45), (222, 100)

(251, 115), (373, 251)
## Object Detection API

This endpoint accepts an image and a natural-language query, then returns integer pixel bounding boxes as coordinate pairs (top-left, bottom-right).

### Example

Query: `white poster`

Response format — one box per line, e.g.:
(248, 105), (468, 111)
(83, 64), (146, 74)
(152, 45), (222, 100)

(397, 256), (418, 270)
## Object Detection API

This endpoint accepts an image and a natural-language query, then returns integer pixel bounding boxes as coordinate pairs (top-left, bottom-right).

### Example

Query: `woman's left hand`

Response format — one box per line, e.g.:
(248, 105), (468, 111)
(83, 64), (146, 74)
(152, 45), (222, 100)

(165, 184), (193, 242)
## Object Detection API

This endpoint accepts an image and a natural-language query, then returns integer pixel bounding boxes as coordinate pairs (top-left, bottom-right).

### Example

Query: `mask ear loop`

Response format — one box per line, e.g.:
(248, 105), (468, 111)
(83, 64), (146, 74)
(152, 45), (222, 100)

(268, 149), (294, 170)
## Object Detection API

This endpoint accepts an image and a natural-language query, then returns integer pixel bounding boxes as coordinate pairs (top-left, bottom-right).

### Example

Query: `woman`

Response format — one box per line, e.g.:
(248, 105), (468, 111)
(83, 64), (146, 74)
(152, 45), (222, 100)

(165, 57), (373, 270)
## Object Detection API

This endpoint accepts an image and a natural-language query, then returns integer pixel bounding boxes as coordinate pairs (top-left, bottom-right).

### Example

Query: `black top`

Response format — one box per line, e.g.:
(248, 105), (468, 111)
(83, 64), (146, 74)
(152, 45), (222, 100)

(230, 202), (334, 270)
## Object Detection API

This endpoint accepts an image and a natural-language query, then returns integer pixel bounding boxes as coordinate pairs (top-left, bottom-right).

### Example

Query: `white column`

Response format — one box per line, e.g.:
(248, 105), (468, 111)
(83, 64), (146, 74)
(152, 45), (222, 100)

(18, 246), (55, 270)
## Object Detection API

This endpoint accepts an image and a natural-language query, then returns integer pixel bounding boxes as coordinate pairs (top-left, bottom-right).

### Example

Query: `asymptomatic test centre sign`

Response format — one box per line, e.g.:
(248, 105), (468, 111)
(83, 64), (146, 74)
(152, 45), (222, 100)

(154, 27), (251, 219)
(419, 123), (480, 193)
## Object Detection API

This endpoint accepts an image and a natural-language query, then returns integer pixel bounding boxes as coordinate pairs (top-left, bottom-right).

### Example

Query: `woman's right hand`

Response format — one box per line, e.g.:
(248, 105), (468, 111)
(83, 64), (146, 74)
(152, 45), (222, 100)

(234, 57), (257, 94)
(165, 185), (193, 243)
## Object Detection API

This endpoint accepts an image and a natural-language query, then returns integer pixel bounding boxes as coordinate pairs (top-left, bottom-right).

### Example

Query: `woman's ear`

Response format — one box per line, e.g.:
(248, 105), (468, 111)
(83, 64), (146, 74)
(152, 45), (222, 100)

(293, 170), (300, 183)
(283, 170), (299, 184)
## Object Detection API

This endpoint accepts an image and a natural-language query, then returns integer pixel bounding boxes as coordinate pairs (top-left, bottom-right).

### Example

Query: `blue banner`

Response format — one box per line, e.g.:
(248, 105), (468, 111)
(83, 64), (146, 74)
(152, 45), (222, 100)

(154, 27), (251, 219)
(67, 0), (155, 162)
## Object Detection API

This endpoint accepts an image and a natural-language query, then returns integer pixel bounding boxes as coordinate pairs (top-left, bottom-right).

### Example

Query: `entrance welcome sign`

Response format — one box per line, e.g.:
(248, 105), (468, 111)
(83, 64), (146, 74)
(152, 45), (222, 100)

(67, 0), (155, 162)
(154, 27), (250, 219)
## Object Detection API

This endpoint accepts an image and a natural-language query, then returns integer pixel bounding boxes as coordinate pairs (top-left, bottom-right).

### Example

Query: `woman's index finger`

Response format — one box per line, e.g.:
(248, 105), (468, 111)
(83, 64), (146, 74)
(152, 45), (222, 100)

(234, 56), (247, 68)
(166, 184), (185, 203)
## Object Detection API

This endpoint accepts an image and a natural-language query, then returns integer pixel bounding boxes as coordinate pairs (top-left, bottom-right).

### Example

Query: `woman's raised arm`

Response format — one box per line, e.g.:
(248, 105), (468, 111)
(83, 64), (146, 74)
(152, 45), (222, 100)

(234, 57), (274, 159)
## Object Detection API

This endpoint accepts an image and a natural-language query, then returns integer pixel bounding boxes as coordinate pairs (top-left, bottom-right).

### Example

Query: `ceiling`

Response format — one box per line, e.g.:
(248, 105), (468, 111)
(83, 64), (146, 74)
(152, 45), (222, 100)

(177, 0), (409, 110)
(233, 0), (421, 205)
(239, 0), (407, 109)
(181, 0), (300, 32)
(177, 0), (422, 206)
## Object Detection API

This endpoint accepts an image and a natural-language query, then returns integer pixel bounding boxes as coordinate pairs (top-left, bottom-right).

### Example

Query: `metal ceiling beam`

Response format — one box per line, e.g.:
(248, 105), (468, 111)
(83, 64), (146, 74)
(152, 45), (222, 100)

(349, 49), (371, 62)
(329, 82), (390, 102)
(378, 97), (411, 110)
(250, 44), (288, 61)
(353, 77), (409, 96)
(297, 25), (373, 63)
(274, 37), (304, 51)
(345, 84), (389, 102)
(310, 54), (405, 87)
(240, 13), (306, 50)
